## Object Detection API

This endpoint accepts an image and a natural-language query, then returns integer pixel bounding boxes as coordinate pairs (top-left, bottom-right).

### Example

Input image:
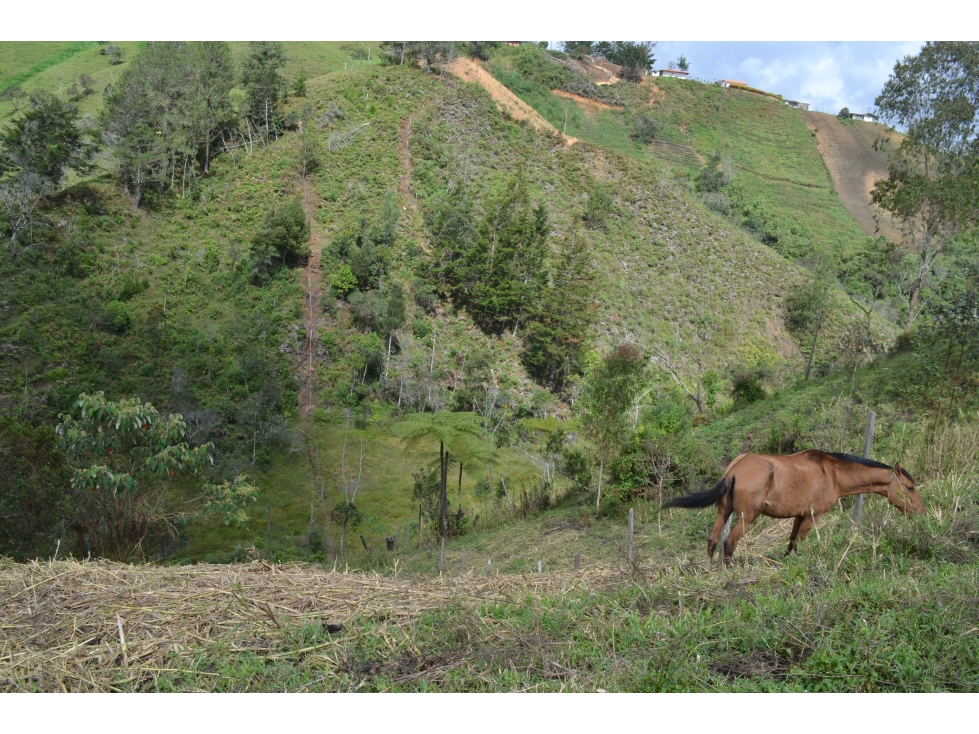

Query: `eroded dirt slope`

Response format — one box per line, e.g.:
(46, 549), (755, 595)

(805, 111), (903, 242)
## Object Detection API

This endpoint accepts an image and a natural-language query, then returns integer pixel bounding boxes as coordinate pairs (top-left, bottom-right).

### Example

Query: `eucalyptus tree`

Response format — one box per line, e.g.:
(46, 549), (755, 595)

(873, 41), (979, 331)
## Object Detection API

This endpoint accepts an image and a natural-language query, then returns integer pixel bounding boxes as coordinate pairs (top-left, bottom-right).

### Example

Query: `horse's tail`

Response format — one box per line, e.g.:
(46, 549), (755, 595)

(663, 475), (734, 509)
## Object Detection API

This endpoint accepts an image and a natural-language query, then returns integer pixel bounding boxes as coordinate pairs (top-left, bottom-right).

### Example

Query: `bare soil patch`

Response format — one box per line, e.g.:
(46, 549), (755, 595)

(551, 89), (623, 115)
(805, 111), (903, 242)
(443, 57), (577, 145)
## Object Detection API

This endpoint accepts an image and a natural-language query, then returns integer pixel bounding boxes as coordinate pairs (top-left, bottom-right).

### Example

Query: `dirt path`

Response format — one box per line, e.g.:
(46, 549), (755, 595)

(444, 57), (578, 145)
(805, 110), (903, 242)
(300, 178), (324, 416)
(398, 112), (416, 199)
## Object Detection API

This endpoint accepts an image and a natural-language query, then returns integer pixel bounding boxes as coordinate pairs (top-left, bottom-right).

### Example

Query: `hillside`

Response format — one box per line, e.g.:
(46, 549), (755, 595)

(805, 110), (903, 242)
(0, 42), (863, 561)
(479, 46), (917, 302)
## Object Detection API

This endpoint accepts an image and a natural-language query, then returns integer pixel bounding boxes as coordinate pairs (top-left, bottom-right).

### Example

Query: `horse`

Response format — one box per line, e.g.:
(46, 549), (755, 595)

(664, 450), (925, 566)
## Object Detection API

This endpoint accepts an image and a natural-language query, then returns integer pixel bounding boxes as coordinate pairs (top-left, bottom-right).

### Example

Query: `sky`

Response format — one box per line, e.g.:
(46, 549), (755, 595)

(636, 42), (924, 115)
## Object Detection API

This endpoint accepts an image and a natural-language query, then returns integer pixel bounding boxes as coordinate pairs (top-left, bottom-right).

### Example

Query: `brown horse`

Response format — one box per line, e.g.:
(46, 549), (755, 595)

(664, 450), (925, 565)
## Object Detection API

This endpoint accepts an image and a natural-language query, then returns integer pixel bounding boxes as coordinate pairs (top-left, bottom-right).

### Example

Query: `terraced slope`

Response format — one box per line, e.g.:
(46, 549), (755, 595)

(805, 111), (903, 242)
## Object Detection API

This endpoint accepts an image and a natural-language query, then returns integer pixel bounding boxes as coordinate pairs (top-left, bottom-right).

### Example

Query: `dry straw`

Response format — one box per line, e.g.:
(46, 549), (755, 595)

(0, 556), (629, 692)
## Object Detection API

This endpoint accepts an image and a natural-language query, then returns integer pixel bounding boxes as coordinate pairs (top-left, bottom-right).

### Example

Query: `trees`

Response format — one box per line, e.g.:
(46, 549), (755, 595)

(101, 42), (237, 205)
(0, 92), (94, 187)
(578, 344), (647, 509)
(189, 42), (236, 174)
(1, 92), (94, 257)
(674, 54), (690, 72)
(401, 411), (484, 539)
(241, 42), (287, 139)
(249, 195), (310, 277)
(592, 42), (656, 82)
(0, 85), (27, 111)
(561, 42), (594, 60)
(55, 392), (259, 561)
(432, 176), (549, 335)
(0, 417), (71, 560)
(523, 226), (597, 391)
(873, 42), (979, 332)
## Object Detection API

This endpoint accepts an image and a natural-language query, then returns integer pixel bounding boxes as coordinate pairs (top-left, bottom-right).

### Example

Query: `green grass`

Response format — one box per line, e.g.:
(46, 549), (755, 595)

(0, 42), (94, 90)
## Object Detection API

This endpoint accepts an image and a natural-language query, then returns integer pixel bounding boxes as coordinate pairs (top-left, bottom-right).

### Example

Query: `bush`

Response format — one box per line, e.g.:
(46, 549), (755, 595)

(695, 151), (734, 193)
(348, 290), (385, 331)
(730, 370), (766, 406)
(249, 196), (310, 276)
(103, 300), (132, 333)
(631, 114), (661, 143)
(330, 264), (357, 297)
(412, 278), (439, 313)
(412, 317), (433, 339)
(583, 186), (614, 229)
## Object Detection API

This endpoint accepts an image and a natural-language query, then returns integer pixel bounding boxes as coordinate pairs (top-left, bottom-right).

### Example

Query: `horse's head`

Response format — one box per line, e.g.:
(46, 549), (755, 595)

(887, 462), (926, 516)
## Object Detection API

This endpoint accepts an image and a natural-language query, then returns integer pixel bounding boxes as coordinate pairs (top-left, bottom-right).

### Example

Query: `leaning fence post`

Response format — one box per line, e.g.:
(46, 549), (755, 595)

(852, 410), (877, 523)
(628, 508), (635, 563)
(575, 550), (581, 571)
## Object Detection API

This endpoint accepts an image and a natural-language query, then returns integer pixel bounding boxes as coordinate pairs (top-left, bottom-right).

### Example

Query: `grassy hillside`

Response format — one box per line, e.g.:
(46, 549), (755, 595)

(0, 42), (902, 566)
(485, 47), (881, 277)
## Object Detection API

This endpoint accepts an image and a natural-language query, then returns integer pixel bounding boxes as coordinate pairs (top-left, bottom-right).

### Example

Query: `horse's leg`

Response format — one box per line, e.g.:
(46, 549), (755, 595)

(722, 509), (758, 565)
(707, 492), (734, 566)
(785, 516), (804, 557)
(794, 514), (817, 545)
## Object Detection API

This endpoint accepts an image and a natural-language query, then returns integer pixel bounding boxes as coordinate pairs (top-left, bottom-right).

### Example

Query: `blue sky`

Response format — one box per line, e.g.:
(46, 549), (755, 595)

(633, 42), (924, 115)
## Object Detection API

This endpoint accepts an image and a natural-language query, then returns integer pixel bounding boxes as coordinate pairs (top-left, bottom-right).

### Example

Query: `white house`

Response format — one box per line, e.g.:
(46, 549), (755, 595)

(657, 69), (691, 79)
(851, 112), (879, 122)
(784, 100), (811, 111)
(719, 79), (746, 88)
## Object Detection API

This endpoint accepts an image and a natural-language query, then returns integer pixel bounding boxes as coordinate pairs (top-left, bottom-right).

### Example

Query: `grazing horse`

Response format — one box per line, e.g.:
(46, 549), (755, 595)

(664, 450), (925, 565)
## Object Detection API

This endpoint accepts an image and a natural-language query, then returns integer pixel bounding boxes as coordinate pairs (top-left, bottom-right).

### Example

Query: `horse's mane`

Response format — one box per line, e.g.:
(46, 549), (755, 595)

(823, 451), (915, 484)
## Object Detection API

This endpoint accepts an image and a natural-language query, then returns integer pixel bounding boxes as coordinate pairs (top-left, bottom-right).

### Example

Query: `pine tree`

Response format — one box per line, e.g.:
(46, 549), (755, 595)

(523, 225), (597, 390)
(461, 176), (549, 334)
(241, 42), (287, 139)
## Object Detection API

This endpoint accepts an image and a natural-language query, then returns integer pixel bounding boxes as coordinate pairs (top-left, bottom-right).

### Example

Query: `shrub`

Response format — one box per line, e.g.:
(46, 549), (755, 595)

(330, 264), (357, 297)
(348, 290), (385, 331)
(103, 300), (132, 333)
(695, 151), (734, 193)
(583, 186), (614, 229)
(730, 370), (766, 406)
(412, 278), (439, 313)
(249, 196), (310, 276)
(631, 114), (661, 143)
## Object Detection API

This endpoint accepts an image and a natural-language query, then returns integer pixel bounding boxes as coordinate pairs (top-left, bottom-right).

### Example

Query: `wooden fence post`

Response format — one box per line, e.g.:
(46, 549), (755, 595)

(439, 537), (445, 575)
(575, 550), (581, 571)
(628, 508), (634, 563)
(418, 508), (423, 549)
(852, 411), (877, 523)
